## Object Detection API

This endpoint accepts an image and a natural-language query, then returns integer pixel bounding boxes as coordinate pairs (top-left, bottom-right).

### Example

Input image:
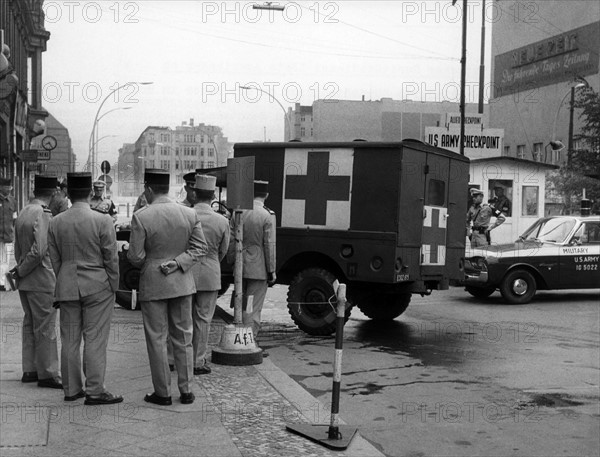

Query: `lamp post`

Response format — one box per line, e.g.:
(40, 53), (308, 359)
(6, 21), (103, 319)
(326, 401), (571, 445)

(240, 85), (293, 141)
(551, 79), (589, 167)
(94, 107), (132, 166)
(88, 82), (153, 176)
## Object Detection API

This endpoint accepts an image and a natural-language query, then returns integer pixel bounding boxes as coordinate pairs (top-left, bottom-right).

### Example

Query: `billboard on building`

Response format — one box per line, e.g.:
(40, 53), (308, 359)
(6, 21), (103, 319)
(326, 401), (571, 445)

(493, 21), (599, 98)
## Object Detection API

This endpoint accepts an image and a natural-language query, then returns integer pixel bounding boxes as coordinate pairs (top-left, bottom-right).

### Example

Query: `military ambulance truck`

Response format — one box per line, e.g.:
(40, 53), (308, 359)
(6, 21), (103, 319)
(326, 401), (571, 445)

(233, 140), (470, 335)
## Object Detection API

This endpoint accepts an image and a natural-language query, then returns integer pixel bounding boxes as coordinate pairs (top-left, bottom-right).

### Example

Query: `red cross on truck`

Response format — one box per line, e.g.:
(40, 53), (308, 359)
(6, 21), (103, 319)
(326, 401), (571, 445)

(233, 140), (470, 335)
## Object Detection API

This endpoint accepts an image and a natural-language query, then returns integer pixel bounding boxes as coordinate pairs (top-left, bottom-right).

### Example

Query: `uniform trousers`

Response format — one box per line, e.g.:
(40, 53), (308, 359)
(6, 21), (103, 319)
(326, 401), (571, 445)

(0, 242), (12, 287)
(19, 291), (59, 379)
(241, 279), (268, 338)
(192, 290), (218, 367)
(141, 295), (194, 397)
(470, 232), (489, 248)
(59, 288), (114, 397)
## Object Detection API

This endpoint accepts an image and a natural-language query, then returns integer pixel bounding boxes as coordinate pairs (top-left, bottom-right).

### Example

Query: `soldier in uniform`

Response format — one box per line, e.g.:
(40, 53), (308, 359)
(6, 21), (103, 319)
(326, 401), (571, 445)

(127, 169), (207, 406)
(0, 176), (17, 291)
(90, 180), (117, 222)
(48, 172), (123, 405)
(466, 188), (506, 248)
(229, 180), (276, 339)
(188, 174), (229, 375)
(49, 180), (70, 216)
(490, 185), (511, 216)
(12, 175), (62, 389)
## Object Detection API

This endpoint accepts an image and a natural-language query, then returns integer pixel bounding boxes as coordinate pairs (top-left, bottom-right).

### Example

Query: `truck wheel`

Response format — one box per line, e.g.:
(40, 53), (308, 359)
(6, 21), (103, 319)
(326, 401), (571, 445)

(357, 293), (411, 320)
(465, 286), (496, 299)
(500, 269), (536, 304)
(287, 268), (351, 336)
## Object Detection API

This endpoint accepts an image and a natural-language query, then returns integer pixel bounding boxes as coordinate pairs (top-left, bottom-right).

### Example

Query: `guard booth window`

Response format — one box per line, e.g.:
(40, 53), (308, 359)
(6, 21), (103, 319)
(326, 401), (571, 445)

(427, 179), (445, 206)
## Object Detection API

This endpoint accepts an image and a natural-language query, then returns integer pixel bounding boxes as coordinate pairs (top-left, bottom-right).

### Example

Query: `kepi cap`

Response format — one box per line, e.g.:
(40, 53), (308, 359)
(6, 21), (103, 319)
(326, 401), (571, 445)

(34, 175), (58, 191)
(144, 168), (170, 187)
(470, 188), (483, 196)
(254, 180), (269, 194)
(67, 172), (92, 192)
(192, 174), (216, 191)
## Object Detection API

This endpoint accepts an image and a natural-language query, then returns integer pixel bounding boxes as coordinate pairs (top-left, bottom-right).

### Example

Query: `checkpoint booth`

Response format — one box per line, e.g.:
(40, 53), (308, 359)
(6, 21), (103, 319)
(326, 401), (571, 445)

(468, 157), (558, 245)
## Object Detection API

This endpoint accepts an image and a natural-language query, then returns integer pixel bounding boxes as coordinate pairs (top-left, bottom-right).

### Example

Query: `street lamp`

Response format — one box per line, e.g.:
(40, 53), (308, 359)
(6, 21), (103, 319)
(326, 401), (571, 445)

(544, 140), (565, 164)
(551, 78), (589, 167)
(240, 85), (293, 141)
(94, 107), (132, 162)
(88, 82), (153, 176)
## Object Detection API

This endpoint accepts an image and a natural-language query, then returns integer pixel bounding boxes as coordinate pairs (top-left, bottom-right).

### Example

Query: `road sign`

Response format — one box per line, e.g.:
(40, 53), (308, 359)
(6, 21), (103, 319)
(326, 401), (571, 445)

(37, 150), (50, 160)
(101, 160), (111, 174)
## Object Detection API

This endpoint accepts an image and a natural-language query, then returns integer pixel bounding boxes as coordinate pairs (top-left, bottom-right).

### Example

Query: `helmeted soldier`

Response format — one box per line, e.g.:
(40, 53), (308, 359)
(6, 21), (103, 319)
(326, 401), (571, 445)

(90, 180), (117, 221)
(13, 175), (62, 389)
(466, 188), (506, 247)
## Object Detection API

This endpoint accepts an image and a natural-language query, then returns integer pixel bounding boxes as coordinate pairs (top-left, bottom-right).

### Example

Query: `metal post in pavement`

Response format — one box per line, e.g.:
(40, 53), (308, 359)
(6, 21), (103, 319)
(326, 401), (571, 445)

(286, 281), (358, 450)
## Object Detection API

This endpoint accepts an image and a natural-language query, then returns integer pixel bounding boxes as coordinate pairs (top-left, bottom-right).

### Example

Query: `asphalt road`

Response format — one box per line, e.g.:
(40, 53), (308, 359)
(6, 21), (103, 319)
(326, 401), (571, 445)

(255, 285), (600, 457)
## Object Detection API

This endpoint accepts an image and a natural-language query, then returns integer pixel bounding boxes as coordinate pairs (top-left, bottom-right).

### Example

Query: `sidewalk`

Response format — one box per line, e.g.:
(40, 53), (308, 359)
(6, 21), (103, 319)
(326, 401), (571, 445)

(0, 290), (382, 457)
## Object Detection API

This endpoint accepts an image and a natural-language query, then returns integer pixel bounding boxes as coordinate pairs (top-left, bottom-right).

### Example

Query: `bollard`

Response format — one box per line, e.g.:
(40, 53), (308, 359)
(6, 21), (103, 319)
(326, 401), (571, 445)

(212, 209), (263, 365)
(286, 280), (358, 450)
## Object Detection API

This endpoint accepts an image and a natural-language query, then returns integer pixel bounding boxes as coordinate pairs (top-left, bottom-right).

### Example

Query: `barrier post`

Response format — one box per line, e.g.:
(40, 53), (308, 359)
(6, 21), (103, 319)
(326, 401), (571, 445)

(286, 280), (358, 450)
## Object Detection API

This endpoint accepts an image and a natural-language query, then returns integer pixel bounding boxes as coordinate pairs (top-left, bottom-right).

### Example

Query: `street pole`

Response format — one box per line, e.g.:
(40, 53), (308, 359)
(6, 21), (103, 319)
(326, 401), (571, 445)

(478, 0), (486, 114)
(240, 85), (292, 141)
(457, 0), (467, 156)
(567, 86), (575, 169)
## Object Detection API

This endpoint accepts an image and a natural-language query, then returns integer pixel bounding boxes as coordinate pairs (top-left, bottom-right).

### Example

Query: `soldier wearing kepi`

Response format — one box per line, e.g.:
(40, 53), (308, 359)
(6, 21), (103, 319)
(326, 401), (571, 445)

(90, 180), (117, 222)
(12, 175), (62, 389)
(48, 172), (123, 405)
(466, 188), (506, 248)
(189, 174), (229, 375)
(127, 169), (207, 406)
(229, 180), (276, 340)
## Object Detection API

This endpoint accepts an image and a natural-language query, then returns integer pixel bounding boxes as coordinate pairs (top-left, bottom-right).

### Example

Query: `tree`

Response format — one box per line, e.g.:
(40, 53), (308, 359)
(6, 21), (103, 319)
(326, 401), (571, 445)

(547, 86), (600, 215)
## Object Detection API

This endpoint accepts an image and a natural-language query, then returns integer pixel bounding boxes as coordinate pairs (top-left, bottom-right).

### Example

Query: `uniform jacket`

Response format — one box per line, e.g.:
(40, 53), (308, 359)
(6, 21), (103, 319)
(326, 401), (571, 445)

(14, 201), (56, 292)
(48, 202), (119, 301)
(90, 195), (117, 219)
(191, 203), (230, 291)
(0, 192), (17, 243)
(229, 200), (276, 280)
(466, 203), (505, 229)
(127, 195), (208, 301)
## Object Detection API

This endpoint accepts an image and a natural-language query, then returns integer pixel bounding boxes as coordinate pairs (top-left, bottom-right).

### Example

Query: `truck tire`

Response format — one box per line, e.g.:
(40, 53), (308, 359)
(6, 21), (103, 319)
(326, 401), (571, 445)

(500, 269), (536, 304)
(465, 286), (496, 299)
(287, 268), (351, 336)
(357, 293), (411, 320)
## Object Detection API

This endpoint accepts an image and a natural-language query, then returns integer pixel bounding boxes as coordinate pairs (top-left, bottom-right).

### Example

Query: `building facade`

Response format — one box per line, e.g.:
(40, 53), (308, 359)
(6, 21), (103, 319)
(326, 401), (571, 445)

(125, 120), (232, 197)
(490, 1), (599, 163)
(288, 98), (489, 145)
(37, 112), (75, 180)
(0, 0), (50, 208)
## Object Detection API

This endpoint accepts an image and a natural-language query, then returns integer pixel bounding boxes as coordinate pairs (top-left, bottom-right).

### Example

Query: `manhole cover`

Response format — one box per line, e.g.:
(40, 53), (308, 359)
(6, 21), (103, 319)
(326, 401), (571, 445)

(0, 405), (50, 447)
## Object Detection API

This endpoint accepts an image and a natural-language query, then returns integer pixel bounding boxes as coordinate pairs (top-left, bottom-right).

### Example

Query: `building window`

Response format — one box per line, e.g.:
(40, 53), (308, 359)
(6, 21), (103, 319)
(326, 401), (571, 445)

(533, 143), (542, 161)
(522, 186), (539, 216)
(208, 161), (215, 168)
(427, 179), (445, 206)
(488, 180), (513, 217)
(208, 148), (214, 157)
(517, 145), (525, 158)
(200, 148), (204, 156)
(503, 146), (510, 156)
(301, 127), (305, 136)
(176, 175), (183, 185)
(310, 128), (313, 136)
(175, 162), (179, 170)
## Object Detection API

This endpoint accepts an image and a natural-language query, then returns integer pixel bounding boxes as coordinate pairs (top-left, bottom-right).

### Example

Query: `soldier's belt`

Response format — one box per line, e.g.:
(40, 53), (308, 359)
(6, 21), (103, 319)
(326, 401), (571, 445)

(472, 226), (488, 233)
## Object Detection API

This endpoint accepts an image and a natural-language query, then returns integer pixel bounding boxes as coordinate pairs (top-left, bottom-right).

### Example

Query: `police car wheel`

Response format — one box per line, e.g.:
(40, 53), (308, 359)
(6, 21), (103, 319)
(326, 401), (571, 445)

(287, 268), (351, 336)
(465, 286), (496, 299)
(499, 269), (536, 304)
(357, 293), (410, 320)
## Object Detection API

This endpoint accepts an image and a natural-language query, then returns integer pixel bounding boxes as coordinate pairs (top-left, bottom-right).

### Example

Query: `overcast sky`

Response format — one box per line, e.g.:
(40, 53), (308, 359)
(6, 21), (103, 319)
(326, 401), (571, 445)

(41, 1), (495, 168)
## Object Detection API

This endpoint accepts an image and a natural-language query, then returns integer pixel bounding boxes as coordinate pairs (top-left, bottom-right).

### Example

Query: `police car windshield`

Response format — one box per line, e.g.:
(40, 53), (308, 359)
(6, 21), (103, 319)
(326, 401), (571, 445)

(521, 218), (576, 243)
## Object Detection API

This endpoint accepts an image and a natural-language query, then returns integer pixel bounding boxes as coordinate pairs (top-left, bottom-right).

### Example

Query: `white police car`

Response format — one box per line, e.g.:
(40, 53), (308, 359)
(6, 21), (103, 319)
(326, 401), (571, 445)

(460, 216), (600, 304)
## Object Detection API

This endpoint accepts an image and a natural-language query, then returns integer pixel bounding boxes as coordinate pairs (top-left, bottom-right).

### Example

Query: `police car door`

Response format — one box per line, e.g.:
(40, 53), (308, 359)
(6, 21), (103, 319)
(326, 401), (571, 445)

(421, 152), (450, 271)
(560, 220), (600, 288)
